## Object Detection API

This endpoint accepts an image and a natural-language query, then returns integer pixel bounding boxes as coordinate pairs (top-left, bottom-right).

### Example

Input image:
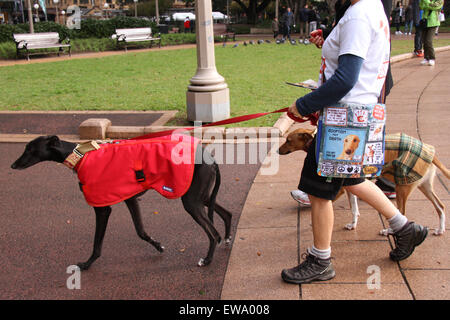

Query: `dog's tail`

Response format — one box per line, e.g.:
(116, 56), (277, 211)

(433, 155), (450, 179)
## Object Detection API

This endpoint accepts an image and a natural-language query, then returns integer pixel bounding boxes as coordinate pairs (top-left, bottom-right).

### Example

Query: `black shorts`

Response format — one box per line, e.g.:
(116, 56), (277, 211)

(298, 136), (365, 201)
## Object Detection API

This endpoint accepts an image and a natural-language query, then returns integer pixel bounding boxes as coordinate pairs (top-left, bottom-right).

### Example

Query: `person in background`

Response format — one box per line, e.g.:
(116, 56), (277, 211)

(412, 0), (424, 57)
(419, 0), (444, 66)
(393, 2), (405, 35)
(272, 17), (280, 39)
(184, 17), (191, 33)
(405, 1), (414, 35)
(282, 7), (295, 41)
(299, 4), (310, 43)
(308, 6), (318, 34)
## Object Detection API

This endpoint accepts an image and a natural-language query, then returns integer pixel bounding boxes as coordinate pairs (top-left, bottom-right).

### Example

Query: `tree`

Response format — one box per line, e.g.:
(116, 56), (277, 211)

(232, 0), (273, 24)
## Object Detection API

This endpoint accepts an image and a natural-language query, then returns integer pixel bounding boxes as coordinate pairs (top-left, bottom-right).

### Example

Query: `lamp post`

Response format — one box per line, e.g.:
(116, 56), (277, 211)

(103, 3), (109, 19)
(33, 3), (39, 22)
(186, 0), (230, 122)
(53, 0), (59, 23)
(61, 10), (65, 25)
(133, 0), (138, 18)
(27, 0), (34, 32)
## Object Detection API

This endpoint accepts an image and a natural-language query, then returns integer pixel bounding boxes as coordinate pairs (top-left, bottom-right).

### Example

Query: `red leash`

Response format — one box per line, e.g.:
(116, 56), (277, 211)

(131, 108), (319, 140)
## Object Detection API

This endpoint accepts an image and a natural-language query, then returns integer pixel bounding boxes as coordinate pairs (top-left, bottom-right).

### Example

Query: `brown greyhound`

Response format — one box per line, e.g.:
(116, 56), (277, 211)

(279, 128), (449, 235)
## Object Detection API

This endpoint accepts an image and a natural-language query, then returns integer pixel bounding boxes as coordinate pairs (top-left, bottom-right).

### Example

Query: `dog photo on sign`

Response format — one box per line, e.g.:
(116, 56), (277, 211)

(322, 127), (366, 162)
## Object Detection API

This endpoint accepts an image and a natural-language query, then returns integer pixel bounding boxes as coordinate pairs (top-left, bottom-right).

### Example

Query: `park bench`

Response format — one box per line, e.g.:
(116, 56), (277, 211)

(111, 28), (161, 51)
(13, 32), (71, 61)
(213, 23), (236, 43)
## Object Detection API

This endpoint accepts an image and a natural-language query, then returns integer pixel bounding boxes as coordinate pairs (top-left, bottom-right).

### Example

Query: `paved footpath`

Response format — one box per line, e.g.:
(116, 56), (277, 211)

(221, 49), (450, 300)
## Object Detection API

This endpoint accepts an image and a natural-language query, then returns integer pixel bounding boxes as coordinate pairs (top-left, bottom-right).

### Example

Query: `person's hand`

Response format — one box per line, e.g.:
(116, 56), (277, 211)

(288, 101), (305, 119)
(309, 29), (324, 48)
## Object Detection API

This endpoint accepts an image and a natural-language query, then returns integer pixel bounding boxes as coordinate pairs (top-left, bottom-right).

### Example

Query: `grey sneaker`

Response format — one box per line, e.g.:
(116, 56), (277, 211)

(389, 221), (428, 261)
(281, 252), (335, 284)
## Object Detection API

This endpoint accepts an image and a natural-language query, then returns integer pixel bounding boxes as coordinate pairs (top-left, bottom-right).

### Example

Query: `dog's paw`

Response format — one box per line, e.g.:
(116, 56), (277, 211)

(197, 258), (211, 267)
(77, 262), (90, 271)
(433, 228), (445, 236)
(379, 228), (393, 236)
(344, 223), (356, 230)
(224, 236), (232, 246)
(157, 245), (165, 253)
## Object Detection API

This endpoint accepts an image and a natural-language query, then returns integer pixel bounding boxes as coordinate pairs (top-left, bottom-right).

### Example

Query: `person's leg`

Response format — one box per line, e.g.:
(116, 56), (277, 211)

(310, 195), (334, 250)
(345, 180), (428, 261)
(422, 27), (431, 61)
(344, 180), (396, 220)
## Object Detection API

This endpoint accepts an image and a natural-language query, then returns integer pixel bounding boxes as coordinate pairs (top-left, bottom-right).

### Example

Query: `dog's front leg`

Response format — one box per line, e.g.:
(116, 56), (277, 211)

(124, 196), (164, 252)
(345, 191), (360, 230)
(77, 206), (112, 270)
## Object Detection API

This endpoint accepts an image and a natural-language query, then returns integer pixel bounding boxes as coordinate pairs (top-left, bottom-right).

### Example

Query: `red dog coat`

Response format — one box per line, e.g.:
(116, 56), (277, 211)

(75, 134), (200, 207)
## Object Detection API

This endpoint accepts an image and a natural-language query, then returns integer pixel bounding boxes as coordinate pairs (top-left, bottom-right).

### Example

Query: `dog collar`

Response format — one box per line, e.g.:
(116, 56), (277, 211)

(63, 141), (101, 170)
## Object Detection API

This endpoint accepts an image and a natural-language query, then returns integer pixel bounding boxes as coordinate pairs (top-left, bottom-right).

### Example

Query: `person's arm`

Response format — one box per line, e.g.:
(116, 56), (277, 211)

(294, 54), (363, 116)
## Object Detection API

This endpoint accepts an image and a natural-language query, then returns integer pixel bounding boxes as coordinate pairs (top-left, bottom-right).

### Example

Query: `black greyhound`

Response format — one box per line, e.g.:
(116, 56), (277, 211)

(11, 135), (232, 269)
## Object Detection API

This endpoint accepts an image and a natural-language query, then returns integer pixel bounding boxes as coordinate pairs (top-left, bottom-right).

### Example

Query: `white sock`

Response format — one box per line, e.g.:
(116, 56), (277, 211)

(309, 245), (331, 260)
(388, 211), (408, 233)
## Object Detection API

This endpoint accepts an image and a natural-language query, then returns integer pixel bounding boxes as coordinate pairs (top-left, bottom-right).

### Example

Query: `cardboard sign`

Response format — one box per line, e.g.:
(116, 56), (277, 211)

(316, 104), (386, 178)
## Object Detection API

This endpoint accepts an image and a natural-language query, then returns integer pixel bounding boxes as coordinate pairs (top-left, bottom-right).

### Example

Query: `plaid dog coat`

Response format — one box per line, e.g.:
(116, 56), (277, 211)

(74, 134), (200, 207)
(382, 133), (435, 185)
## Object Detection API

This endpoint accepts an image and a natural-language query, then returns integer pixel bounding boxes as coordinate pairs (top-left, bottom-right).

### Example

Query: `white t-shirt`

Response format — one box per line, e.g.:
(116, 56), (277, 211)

(318, 0), (390, 105)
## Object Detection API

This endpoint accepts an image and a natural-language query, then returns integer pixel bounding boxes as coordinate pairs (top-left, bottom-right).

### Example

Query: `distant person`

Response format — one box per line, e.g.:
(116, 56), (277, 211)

(404, 2), (413, 35)
(184, 17), (191, 33)
(299, 4), (310, 42)
(420, 0), (444, 66)
(412, 0), (424, 56)
(282, 7), (294, 41)
(308, 6), (318, 34)
(272, 17), (280, 39)
(393, 2), (405, 35)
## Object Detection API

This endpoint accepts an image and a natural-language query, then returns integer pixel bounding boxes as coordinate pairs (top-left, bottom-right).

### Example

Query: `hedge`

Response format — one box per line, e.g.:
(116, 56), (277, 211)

(0, 17), (157, 43)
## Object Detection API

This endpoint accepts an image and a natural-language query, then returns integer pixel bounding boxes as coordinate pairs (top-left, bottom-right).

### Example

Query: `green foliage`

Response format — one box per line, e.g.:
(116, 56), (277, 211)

(69, 16), (157, 39)
(0, 17), (157, 43)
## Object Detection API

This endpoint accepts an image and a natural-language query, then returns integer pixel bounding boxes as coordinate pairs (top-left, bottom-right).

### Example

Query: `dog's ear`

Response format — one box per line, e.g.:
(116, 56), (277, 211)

(46, 135), (61, 147)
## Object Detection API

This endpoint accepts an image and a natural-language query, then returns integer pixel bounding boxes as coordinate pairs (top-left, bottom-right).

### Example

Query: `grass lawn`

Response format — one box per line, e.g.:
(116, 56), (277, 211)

(1, 37), (449, 127)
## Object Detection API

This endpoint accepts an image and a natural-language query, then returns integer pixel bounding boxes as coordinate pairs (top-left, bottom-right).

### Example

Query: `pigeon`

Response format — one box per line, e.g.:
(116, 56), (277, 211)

(249, 40), (254, 45)
(243, 41), (247, 46)
(265, 40), (271, 43)
(257, 39), (263, 44)
(232, 43), (238, 48)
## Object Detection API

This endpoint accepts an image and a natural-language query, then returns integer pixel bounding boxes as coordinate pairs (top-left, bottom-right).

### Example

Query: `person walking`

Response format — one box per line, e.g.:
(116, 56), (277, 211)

(420, 0), (444, 66)
(272, 17), (280, 39)
(283, 0), (428, 285)
(299, 4), (310, 42)
(393, 2), (405, 35)
(308, 6), (318, 34)
(412, 0), (424, 56)
(282, 7), (294, 41)
(405, 2), (414, 35)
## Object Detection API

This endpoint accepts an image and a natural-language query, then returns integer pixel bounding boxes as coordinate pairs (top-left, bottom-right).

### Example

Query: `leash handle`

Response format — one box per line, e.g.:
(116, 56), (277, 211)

(130, 107), (318, 140)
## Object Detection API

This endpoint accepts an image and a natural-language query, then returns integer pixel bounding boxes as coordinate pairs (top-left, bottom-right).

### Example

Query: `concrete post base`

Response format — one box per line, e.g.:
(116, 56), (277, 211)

(186, 88), (230, 123)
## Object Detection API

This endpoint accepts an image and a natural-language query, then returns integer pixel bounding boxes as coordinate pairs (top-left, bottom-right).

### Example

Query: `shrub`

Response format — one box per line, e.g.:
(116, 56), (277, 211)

(0, 17), (158, 43)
